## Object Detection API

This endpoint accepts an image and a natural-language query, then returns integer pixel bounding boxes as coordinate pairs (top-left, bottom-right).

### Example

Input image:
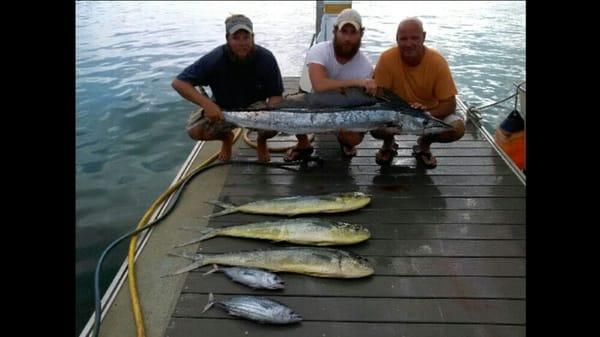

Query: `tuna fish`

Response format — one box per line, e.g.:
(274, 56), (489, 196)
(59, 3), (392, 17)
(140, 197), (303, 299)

(175, 218), (371, 247)
(203, 293), (302, 324)
(205, 192), (371, 218)
(203, 264), (285, 290)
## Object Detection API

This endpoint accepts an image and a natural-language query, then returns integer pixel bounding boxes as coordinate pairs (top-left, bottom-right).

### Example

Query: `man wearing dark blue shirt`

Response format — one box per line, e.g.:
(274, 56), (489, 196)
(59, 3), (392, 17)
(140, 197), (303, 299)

(172, 14), (284, 161)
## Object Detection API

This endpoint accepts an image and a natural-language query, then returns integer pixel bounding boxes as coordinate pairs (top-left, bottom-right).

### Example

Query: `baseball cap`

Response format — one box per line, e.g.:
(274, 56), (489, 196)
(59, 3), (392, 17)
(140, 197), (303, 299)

(335, 8), (363, 30)
(225, 14), (253, 34)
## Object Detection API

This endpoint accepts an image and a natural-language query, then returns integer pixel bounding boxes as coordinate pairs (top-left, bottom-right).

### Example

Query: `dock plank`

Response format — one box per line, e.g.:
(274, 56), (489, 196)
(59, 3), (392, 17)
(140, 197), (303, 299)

(167, 256), (525, 277)
(167, 318), (525, 337)
(174, 294), (525, 324)
(206, 209), (525, 224)
(219, 185), (526, 197)
(173, 237), (525, 257)
(179, 223), (525, 239)
(182, 274), (525, 299)
(222, 174), (523, 186)
(202, 196), (525, 210)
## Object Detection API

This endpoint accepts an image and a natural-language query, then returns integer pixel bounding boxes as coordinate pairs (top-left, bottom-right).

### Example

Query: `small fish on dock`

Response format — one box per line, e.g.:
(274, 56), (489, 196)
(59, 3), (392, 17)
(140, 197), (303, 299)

(203, 264), (285, 290)
(203, 293), (302, 324)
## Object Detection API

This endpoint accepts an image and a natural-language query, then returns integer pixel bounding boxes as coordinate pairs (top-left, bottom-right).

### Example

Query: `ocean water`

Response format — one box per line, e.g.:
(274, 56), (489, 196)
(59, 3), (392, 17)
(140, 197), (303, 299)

(75, 1), (525, 334)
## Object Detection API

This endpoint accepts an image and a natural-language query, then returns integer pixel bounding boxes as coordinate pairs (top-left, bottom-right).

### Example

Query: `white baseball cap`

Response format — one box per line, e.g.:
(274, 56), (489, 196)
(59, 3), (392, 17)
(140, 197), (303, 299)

(335, 8), (363, 30)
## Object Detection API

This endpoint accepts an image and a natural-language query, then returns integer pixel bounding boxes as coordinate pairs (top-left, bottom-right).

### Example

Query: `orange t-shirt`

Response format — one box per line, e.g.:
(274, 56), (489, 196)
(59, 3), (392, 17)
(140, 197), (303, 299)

(374, 46), (457, 110)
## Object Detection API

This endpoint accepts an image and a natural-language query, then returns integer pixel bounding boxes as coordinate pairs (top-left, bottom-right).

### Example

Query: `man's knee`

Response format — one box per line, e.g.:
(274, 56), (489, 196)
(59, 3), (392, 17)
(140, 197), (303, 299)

(187, 124), (222, 141)
(338, 130), (364, 146)
(432, 120), (464, 143)
(187, 124), (207, 140)
(450, 120), (465, 141)
(370, 128), (394, 140)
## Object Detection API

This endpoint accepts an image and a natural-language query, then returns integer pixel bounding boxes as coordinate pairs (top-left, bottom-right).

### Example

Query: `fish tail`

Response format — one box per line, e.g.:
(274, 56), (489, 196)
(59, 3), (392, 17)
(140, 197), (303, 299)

(163, 255), (206, 277)
(202, 293), (216, 313)
(203, 200), (239, 218)
(174, 228), (218, 248)
(202, 264), (220, 276)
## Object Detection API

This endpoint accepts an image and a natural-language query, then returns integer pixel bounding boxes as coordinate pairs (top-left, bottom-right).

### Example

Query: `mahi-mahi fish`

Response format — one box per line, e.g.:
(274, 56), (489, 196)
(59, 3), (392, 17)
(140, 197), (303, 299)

(221, 87), (455, 135)
(176, 218), (371, 247)
(165, 247), (374, 278)
(205, 192), (371, 218)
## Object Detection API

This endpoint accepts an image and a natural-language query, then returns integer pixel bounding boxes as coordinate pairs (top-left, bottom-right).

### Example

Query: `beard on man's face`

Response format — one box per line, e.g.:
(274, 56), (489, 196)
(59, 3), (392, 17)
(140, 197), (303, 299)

(226, 42), (256, 64)
(333, 35), (361, 59)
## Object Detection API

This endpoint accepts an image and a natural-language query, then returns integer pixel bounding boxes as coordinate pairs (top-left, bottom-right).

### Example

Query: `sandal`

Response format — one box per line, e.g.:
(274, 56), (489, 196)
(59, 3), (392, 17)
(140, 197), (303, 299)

(283, 145), (314, 162)
(412, 144), (437, 168)
(375, 147), (398, 166)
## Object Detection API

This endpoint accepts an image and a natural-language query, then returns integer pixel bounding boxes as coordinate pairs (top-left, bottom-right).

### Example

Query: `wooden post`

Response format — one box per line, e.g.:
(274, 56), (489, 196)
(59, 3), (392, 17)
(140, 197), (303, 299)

(316, 0), (324, 37)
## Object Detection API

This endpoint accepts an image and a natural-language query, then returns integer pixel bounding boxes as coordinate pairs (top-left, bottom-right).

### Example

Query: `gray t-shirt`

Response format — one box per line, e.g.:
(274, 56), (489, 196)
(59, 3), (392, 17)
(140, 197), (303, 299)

(306, 40), (374, 80)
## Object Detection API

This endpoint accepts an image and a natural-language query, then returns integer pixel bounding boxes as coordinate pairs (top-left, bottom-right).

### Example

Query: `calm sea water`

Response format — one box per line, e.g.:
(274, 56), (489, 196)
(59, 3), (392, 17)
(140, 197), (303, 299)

(75, 1), (525, 334)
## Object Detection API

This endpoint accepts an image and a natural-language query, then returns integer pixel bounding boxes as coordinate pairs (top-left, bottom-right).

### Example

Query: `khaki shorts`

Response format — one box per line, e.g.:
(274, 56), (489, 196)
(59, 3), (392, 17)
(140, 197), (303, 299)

(186, 108), (238, 138)
(186, 100), (273, 138)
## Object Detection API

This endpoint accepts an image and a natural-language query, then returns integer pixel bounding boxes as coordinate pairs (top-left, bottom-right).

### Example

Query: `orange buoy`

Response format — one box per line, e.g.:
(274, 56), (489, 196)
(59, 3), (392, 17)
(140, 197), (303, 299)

(494, 110), (525, 171)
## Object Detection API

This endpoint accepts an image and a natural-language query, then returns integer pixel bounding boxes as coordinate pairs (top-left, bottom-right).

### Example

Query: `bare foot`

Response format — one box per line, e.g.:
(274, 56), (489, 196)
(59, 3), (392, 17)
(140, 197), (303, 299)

(218, 132), (234, 161)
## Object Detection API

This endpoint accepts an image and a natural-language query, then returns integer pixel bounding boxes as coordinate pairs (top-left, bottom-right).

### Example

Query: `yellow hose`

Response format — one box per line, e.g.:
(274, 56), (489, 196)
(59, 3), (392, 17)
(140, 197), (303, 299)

(126, 128), (243, 337)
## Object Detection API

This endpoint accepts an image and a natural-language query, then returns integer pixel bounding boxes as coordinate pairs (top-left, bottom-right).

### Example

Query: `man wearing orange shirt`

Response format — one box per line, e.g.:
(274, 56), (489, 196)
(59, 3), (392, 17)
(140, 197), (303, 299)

(373, 17), (465, 168)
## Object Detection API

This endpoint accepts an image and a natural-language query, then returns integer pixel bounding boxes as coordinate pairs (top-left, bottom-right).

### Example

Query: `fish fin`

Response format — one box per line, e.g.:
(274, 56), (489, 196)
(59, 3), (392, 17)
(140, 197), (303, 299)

(167, 251), (199, 260)
(202, 293), (216, 313)
(204, 200), (239, 218)
(174, 228), (218, 248)
(178, 226), (205, 232)
(202, 264), (220, 276)
(205, 200), (235, 208)
(163, 257), (206, 277)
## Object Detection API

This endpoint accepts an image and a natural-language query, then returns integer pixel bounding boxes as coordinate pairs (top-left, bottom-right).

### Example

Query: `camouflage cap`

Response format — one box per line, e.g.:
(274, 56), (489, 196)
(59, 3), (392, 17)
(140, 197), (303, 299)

(225, 14), (253, 34)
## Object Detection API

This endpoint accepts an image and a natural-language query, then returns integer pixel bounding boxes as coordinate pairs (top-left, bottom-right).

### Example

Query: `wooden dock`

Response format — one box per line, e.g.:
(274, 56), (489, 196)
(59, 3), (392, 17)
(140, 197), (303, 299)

(164, 77), (526, 337)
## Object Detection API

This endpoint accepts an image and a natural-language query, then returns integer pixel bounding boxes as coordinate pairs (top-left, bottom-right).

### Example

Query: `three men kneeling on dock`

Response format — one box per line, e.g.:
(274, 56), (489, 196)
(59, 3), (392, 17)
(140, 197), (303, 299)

(172, 11), (464, 168)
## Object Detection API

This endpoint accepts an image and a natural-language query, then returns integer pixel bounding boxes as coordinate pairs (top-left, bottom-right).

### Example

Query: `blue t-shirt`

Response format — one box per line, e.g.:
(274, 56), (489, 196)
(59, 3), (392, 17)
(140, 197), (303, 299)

(176, 44), (284, 109)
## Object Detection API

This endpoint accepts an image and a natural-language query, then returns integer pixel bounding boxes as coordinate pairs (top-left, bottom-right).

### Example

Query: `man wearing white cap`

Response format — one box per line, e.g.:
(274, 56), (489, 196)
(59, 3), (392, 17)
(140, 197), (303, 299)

(284, 8), (376, 162)
(172, 14), (284, 162)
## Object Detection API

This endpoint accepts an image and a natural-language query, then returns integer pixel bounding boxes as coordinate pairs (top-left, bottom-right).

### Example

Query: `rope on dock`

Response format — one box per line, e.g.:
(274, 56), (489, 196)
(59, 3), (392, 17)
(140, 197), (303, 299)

(466, 81), (525, 121)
